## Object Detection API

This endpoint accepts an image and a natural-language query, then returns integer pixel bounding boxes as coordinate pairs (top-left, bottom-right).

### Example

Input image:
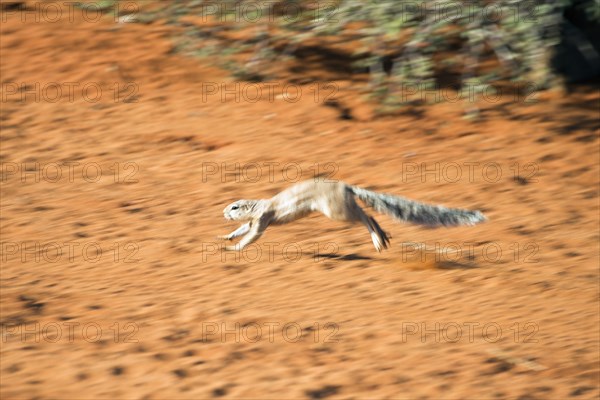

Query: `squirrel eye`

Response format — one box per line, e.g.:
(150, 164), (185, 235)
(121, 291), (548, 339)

(231, 206), (239, 210)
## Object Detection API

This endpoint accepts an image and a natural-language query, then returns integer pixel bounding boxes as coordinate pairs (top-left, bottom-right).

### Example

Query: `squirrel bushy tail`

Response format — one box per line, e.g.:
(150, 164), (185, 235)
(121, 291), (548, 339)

(350, 186), (486, 227)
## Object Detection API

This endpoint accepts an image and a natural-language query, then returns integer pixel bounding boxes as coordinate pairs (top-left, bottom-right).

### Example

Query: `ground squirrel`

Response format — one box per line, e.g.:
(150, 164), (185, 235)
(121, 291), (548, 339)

(219, 179), (486, 252)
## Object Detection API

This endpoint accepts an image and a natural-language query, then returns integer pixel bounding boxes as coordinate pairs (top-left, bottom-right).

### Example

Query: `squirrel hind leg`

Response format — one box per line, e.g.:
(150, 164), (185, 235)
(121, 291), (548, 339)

(358, 212), (390, 252)
(368, 216), (391, 251)
(346, 199), (390, 252)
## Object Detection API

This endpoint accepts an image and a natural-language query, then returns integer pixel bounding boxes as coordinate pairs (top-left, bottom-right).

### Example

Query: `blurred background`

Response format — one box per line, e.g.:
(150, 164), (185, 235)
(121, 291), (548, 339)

(1, 1), (599, 399)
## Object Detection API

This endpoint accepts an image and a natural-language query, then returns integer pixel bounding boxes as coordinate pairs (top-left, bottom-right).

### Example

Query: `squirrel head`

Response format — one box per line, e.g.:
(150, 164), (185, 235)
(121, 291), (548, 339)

(223, 200), (257, 221)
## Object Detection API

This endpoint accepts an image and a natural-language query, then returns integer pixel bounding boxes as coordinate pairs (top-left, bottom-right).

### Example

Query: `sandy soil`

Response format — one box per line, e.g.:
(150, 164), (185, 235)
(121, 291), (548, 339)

(1, 2), (599, 399)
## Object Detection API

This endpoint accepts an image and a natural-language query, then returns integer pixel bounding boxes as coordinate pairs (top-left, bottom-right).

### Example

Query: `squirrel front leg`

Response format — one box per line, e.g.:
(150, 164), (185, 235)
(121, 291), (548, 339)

(224, 215), (270, 251)
(218, 222), (251, 240)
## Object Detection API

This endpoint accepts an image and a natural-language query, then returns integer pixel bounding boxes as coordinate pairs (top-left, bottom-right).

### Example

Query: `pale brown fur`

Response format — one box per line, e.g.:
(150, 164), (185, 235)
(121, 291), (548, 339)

(219, 179), (485, 252)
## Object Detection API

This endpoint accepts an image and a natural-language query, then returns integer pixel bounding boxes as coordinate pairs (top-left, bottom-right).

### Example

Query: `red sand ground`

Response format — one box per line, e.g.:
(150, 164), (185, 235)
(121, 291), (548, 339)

(1, 2), (599, 399)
